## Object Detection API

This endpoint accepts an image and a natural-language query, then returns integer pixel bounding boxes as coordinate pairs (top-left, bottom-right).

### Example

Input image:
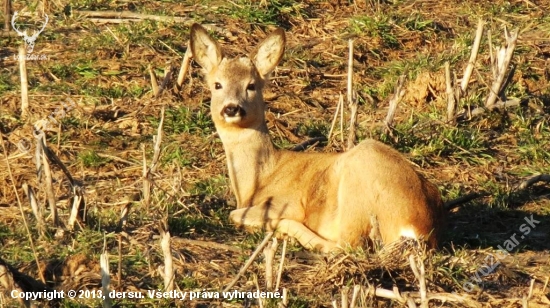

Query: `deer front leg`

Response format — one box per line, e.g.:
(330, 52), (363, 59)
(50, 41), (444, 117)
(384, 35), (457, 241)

(230, 206), (338, 253)
(276, 219), (337, 253)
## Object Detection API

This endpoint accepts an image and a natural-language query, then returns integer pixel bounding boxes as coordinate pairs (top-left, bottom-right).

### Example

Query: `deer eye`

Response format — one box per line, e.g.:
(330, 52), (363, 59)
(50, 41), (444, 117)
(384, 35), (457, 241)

(214, 82), (222, 90)
(246, 83), (256, 91)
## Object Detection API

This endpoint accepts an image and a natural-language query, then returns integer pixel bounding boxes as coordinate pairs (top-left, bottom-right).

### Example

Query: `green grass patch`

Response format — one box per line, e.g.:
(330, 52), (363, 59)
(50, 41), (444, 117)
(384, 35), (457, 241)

(168, 208), (231, 237)
(190, 174), (228, 197)
(78, 150), (111, 168)
(152, 105), (213, 136)
(161, 142), (196, 167)
(511, 112), (550, 163)
(366, 53), (447, 99)
(217, 0), (308, 25)
(0, 71), (15, 92)
(295, 119), (330, 138)
(348, 15), (398, 48)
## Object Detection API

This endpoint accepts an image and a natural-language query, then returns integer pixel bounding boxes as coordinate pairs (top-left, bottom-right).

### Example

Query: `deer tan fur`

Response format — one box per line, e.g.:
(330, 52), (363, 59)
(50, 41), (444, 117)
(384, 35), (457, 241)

(189, 24), (445, 253)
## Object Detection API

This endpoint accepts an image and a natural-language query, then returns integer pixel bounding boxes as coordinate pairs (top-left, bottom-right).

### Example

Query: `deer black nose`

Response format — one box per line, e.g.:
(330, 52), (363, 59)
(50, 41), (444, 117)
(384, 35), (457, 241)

(223, 104), (245, 117)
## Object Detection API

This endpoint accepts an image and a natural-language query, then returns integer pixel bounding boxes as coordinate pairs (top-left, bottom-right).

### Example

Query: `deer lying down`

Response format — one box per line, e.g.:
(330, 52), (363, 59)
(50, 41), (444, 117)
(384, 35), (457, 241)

(189, 24), (445, 253)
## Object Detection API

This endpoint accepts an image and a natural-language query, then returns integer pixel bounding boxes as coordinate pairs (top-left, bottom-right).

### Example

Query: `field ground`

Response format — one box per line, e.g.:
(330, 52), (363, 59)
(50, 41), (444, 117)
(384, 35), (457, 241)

(1, 0), (549, 307)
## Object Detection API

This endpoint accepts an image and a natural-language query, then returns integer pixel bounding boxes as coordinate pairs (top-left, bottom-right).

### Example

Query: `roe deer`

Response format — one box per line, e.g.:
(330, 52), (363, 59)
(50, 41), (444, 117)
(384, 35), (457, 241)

(189, 24), (445, 253)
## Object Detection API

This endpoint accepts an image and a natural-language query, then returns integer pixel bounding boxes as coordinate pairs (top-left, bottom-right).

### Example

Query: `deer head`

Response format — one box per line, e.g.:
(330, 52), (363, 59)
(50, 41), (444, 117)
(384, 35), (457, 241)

(11, 11), (49, 53)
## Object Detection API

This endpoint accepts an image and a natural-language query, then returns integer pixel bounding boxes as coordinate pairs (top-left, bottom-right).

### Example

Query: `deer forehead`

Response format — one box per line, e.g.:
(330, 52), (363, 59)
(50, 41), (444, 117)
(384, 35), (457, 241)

(207, 57), (262, 86)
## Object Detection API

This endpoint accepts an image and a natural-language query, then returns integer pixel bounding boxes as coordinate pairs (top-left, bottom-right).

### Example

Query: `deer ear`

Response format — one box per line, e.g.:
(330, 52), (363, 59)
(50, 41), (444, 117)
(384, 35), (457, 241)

(254, 28), (285, 78)
(190, 24), (223, 73)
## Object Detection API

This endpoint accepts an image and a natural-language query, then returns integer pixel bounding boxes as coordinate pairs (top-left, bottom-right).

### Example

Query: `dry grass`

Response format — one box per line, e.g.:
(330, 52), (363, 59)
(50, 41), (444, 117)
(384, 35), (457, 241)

(1, 0), (549, 307)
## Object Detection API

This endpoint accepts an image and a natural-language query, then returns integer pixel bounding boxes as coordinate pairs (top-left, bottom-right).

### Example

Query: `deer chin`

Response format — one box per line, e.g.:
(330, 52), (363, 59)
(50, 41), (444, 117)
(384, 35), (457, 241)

(223, 115), (243, 124)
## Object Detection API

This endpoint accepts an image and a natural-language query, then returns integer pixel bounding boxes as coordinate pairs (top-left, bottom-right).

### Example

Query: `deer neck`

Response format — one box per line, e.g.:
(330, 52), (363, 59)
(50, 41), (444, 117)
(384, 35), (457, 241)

(217, 121), (277, 208)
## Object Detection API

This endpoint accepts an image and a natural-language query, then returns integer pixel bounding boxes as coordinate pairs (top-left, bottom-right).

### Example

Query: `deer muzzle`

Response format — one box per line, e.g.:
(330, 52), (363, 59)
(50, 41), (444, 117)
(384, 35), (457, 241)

(222, 104), (246, 121)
